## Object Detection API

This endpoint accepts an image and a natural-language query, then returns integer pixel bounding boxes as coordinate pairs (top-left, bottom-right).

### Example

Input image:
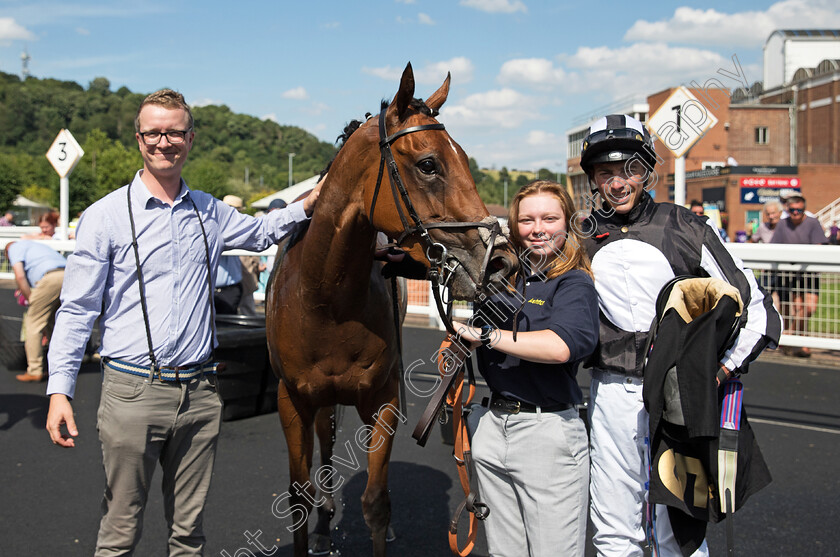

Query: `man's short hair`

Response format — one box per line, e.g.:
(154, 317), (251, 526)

(786, 195), (806, 207)
(689, 199), (703, 209)
(135, 89), (194, 132)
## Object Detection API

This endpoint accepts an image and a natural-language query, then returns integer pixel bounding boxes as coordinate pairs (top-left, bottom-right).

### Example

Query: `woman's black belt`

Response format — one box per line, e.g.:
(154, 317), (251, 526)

(484, 392), (574, 414)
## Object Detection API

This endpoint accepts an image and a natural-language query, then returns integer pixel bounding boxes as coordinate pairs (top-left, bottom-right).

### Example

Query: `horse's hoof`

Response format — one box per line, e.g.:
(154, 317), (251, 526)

(308, 533), (336, 556)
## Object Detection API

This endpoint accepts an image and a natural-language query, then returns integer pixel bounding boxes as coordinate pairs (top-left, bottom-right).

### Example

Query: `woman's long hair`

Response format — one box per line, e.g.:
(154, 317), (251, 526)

(508, 180), (592, 281)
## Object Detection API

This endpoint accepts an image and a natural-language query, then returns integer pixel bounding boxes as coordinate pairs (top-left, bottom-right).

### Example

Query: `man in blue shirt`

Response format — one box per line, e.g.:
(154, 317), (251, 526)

(45, 89), (321, 556)
(5, 240), (66, 382)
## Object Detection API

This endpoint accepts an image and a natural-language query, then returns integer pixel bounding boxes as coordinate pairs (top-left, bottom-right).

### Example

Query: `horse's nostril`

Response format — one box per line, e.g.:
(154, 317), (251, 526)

(489, 253), (517, 279)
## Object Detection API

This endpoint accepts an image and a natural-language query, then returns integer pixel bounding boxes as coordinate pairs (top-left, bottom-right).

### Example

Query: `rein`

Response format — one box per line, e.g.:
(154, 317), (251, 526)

(411, 334), (489, 556)
(369, 105), (503, 335)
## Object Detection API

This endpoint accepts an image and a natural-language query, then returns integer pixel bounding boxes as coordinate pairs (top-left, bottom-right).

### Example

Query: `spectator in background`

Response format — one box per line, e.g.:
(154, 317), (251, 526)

(771, 195), (827, 358)
(751, 200), (783, 243)
(5, 240), (66, 382)
(781, 194), (815, 218)
(829, 221), (840, 246)
(23, 211), (59, 239)
(215, 195), (247, 315)
(751, 200), (784, 311)
(0, 211), (15, 226)
(259, 198), (288, 291)
(689, 200), (729, 242)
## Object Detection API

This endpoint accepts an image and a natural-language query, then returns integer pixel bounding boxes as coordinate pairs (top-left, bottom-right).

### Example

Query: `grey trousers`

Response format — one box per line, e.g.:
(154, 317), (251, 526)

(95, 364), (223, 556)
(468, 405), (590, 557)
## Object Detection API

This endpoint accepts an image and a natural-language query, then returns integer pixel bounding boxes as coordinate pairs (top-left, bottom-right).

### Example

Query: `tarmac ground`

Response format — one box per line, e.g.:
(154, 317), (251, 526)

(2, 282), (839, 556)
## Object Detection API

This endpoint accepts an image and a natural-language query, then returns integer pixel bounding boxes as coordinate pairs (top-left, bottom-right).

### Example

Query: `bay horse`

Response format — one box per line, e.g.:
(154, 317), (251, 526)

(266, 62), (517, 556)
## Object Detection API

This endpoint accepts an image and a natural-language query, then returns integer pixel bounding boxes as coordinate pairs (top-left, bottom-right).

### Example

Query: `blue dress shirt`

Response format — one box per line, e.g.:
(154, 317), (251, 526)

(47, 171), (309, 398)
(7, 240), (67, 285)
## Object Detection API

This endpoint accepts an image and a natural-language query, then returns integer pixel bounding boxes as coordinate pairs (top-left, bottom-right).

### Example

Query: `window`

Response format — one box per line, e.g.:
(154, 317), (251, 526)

(755, 127), (769, 145)
(702, 161), (725, 170)
(568, 130), (587, 159)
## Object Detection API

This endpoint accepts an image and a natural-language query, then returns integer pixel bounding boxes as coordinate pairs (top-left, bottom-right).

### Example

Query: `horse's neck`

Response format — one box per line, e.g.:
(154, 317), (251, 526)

(299, 179), (378, 298)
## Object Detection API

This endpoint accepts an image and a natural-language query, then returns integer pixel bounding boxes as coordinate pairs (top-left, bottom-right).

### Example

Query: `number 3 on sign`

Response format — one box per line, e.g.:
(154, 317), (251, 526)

(46, 129), (84, 178)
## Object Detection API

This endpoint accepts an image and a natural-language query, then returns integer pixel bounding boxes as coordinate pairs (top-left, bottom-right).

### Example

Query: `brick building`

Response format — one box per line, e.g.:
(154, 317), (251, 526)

(565, 29), (840, 239)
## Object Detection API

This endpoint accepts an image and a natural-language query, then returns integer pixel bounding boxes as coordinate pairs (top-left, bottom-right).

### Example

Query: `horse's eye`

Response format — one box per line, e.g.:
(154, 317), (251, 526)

(417, 158), (437, 175)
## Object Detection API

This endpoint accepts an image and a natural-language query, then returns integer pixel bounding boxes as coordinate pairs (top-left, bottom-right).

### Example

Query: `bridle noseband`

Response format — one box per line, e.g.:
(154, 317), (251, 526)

(368, 106), (505, 334)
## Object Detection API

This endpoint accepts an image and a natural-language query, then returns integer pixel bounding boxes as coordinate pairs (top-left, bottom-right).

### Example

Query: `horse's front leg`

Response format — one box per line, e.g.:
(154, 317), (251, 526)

(276, 380), (317, 557)
(358, 382), (402, 557)
(310, 405), (338, 555)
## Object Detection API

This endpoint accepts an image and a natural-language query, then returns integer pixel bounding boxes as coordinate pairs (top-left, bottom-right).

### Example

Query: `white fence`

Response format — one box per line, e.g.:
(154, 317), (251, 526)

(3, 237), (840, 350)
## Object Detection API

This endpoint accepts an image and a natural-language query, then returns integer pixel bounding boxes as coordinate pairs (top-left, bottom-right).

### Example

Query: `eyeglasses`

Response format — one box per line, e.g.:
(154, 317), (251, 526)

(139, 129), (192, 145)
(789, 208), (805, 214)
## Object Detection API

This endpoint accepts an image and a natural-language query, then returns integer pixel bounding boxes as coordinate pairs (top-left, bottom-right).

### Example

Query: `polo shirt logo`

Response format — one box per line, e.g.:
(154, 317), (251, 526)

(528, 298), (545, 306)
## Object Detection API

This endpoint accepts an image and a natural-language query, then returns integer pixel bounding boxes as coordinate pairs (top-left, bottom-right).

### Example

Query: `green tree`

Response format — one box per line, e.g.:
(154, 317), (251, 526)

(183, 159), (231, 199)
(0, 154), (23, 210)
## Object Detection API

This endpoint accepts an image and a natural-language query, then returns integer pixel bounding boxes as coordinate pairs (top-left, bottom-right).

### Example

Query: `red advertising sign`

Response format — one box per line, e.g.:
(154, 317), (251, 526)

(739, 177), (800, 188)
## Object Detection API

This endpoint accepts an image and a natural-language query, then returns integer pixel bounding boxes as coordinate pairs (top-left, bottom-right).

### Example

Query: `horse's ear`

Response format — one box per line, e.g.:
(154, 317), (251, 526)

(394, 62), (415, 121)
(426, 72), (450, 112)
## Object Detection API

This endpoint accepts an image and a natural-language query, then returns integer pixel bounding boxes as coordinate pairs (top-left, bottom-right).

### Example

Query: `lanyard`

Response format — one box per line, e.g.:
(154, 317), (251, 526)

(126, 183), (216, 370)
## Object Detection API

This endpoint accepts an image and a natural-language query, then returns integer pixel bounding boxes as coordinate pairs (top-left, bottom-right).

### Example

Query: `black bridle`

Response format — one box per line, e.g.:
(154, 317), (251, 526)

(369, 105), (504, 334)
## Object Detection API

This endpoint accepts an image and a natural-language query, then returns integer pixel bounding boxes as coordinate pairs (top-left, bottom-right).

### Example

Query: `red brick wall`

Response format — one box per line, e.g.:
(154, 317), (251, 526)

(797, 164), (840, 211)
(728, 106), (791, 165)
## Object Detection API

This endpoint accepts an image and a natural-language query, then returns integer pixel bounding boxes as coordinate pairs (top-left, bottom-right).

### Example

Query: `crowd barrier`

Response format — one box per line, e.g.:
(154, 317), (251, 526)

(2, 238), (840, 350)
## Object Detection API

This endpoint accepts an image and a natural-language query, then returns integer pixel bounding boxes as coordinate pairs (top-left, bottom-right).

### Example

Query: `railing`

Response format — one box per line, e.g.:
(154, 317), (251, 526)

(814, 196), (840, 233)
(3, 238), (840, 350)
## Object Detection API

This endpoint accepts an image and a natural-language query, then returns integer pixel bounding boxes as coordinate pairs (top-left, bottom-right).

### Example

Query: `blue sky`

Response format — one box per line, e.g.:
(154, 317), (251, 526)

(1, 0), (839, 174)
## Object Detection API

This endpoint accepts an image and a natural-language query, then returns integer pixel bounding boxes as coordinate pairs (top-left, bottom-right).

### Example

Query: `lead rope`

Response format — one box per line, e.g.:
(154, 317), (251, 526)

(126, 184), (216, 375)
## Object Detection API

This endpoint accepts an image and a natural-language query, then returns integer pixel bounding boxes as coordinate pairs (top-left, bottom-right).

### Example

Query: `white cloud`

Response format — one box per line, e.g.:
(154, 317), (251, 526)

(418, 13), (435, 25)
(262, 113), (277, 122)
(625, 0), (840, 47)
(0, 17), (35, 42)
(498, 58), (567, 89)
(494, 42), (758, 111)
(441, 88), (540, 129)
(282, 87), (309, 100)
(549, 42), (750, 99)
(321, 21), (340, 30)
(363, 57), (475, 85)
(460, 0), (527, 14)
(75, 27), (90, 36)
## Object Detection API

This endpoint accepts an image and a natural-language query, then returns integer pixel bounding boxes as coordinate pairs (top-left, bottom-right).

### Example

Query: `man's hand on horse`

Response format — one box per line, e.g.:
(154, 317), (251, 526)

(303, 173), (326, 217)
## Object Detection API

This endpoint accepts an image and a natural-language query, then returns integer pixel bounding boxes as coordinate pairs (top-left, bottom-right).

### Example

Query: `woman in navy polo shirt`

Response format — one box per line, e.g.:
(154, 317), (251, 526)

(461, 180), (599, 557)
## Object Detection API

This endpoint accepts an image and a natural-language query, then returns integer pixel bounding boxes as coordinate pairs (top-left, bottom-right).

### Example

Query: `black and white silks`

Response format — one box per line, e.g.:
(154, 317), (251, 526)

(583, 192), (782, 378)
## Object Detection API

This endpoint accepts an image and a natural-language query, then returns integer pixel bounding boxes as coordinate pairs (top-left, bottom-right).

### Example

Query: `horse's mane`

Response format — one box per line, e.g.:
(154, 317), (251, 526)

(278, 97), (436, 261)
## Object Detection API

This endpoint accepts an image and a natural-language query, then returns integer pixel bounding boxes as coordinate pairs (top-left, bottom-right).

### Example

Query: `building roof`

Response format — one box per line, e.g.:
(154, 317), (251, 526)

(768, 29), (840, 41)
(13, 195), (51, 209)
(251, 175), (321, 209)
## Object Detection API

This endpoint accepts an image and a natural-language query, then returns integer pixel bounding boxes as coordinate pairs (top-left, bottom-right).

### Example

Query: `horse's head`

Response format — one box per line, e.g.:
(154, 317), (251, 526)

(365, 63), (518, 301)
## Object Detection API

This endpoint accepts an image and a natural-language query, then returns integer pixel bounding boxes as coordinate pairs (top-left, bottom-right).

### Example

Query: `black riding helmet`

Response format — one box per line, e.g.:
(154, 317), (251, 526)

(580, 114), (657, 187)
